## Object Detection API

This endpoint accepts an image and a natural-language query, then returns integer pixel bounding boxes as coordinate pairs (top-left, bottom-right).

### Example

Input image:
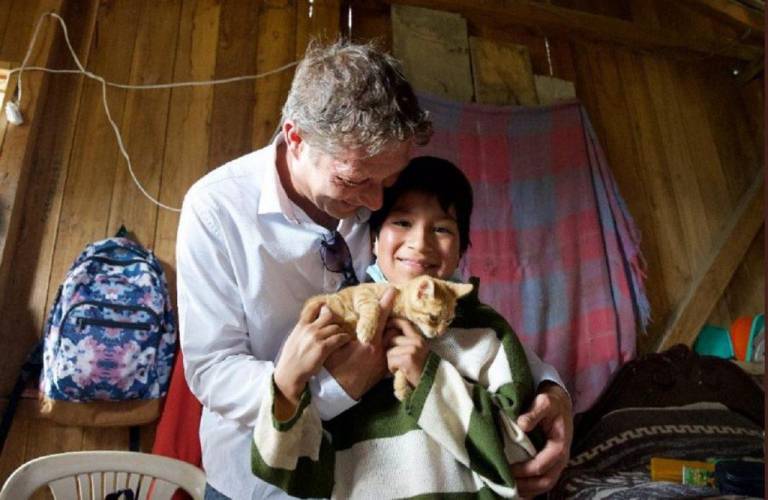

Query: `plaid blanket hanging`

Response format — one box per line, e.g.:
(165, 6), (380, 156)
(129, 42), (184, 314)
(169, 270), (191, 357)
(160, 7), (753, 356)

(414, 93), (649, 412)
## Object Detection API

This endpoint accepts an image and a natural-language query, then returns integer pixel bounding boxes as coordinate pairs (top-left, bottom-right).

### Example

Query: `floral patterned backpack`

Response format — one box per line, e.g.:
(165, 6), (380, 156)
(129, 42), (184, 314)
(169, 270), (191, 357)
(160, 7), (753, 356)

(39, 229), (176, 426)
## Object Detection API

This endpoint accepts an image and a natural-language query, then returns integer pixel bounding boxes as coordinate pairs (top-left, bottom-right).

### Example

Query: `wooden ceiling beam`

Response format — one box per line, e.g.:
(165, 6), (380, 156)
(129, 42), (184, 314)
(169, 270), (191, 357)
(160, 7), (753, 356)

(380, 0), (763, 61)
(678, 0), (764, 37)
(656, 174), (765, 352)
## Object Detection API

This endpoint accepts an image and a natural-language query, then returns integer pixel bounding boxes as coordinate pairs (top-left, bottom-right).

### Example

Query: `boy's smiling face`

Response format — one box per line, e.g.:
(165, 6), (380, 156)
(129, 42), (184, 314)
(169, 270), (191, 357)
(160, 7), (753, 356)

(373, 191), (461, 284)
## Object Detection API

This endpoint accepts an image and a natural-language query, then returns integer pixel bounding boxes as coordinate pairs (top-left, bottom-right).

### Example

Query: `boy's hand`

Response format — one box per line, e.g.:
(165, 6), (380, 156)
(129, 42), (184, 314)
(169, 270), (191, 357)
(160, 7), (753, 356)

(510, 382), (573, 497)
(274, 302), (350, 419)
(325, 287), (398, 400)
(385, 317), (430, 388)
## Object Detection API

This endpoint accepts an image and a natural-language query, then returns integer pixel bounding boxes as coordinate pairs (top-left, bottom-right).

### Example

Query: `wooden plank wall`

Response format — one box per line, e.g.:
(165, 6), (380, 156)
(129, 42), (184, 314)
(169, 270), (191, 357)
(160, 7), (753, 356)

(0, 0), (342, 487)
(0, 0), (762, 485)
(353, 0), (764, 355)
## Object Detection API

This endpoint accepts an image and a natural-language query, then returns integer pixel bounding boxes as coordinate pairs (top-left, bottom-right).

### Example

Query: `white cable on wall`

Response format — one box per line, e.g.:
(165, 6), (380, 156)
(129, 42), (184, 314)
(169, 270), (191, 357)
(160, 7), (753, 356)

(7, 12), (299, 213)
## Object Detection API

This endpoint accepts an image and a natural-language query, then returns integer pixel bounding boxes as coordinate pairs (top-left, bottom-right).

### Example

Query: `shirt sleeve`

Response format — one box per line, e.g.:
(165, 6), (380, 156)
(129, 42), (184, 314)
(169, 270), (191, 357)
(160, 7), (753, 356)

(309, 368), (358, 421)
(522, 342), (569, 396)
(178, 196), (358, 428)
(251, 376), (335, 498)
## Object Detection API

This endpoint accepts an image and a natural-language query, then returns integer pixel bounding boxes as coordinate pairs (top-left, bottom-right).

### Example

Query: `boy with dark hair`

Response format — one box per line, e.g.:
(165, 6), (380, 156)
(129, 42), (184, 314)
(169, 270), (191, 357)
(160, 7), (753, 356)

(251, 157), (569, 498)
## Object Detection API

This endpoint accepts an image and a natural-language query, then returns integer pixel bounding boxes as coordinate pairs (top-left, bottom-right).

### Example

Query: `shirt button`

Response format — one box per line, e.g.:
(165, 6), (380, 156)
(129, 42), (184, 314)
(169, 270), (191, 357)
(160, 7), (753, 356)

(328, 277), (339, 290)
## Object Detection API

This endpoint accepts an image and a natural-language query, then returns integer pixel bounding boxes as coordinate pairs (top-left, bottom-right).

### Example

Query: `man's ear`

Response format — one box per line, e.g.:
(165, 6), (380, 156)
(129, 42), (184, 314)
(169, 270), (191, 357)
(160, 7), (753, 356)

(283, 120), (303, 158)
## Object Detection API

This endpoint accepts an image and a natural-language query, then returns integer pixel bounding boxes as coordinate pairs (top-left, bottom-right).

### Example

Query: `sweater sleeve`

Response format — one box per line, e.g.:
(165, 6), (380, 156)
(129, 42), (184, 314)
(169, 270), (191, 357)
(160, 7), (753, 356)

(403, 304), (538, 498)
(251, 376), (335, 499)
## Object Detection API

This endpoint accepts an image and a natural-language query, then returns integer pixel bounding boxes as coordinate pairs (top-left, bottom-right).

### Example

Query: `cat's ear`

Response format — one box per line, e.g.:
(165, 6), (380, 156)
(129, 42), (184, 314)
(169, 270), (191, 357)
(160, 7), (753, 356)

(446, 281), (473, 298)
(416, 276), (435, 300)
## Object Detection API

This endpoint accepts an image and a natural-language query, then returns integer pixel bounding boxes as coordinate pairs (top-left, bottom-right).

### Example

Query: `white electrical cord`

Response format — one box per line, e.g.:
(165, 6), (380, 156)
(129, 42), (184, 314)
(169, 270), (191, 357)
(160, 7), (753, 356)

(7, 12), (299, 212)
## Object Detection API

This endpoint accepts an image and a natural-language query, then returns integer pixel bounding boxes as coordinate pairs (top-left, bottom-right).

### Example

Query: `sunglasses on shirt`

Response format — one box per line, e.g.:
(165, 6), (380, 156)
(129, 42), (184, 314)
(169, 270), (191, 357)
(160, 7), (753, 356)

(319, 231), (359, 289)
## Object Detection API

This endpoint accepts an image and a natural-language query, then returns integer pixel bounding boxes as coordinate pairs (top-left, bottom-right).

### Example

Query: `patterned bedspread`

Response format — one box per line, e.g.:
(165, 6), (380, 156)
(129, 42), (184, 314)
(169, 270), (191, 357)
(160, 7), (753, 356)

(551, 346), (766, 499)
(552, 403), (764, 499)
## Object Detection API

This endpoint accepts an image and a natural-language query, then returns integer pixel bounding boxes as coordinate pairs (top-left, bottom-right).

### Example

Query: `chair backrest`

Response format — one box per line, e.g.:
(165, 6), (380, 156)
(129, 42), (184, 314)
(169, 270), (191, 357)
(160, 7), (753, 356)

(0, 451), (206, 500)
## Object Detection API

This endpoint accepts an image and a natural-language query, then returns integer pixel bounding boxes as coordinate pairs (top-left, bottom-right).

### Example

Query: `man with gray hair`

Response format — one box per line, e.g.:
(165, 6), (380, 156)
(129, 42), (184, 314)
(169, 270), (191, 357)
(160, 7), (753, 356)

(177, 40), (571, 500)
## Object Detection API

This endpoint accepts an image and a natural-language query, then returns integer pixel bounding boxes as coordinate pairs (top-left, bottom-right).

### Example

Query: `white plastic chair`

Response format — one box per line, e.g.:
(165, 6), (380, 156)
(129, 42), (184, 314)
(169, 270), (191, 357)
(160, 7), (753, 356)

(0, 451), (206, 500)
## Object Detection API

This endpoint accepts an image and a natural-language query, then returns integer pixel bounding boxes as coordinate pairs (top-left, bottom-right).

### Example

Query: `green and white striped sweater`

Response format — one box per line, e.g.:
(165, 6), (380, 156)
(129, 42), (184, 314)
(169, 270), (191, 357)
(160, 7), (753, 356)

(251, 292), (539, 499)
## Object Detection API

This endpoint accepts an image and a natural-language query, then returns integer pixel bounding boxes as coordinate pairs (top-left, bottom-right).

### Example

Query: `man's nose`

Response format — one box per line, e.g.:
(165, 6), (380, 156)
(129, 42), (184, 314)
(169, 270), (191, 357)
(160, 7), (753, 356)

(359, 187), (383, 211)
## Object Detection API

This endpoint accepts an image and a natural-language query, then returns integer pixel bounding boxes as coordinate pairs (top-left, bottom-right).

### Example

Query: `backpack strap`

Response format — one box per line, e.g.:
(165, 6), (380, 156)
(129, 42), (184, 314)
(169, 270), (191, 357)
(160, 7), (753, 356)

(0, 340), (43, 454)
(105, 489), (136, 500)
(129, 425), (141, 452)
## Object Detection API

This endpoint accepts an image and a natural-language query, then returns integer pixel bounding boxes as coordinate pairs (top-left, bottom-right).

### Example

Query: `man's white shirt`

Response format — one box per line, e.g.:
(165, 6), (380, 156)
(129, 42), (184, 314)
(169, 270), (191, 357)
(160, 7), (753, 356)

(176, 140), (564, 499)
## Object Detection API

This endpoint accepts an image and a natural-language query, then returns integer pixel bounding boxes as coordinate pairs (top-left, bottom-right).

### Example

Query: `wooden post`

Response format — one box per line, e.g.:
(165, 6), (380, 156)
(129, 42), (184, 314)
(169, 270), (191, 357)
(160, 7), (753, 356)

(0, 0), (63, 331)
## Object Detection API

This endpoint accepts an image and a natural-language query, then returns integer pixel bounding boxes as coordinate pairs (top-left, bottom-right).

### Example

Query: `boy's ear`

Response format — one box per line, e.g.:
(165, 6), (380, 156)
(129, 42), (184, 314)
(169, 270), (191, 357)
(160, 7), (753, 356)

(372, 235), (379, 257)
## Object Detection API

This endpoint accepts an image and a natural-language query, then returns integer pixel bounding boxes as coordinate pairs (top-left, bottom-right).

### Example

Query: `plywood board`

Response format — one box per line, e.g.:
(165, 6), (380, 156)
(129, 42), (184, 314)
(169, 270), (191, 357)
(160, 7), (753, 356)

(351, 0), (392, 50)
(0, 400), (32, 486)
(0, 0), (63, 397)
(381, 0), (761, 61)
(296, 0), (342, 58)
(534, 74), (576, 105)
(470, 36), (538, 105)
(47, 0), (145, 287)
(392, 4), (473, 101)
(0, 0), (43, 62)
(153, 0), (221, 295)
(658, 175), (764, 351)
(642, 56), (712, 270)
(572, 43), (668, 353)
(252, 0), (297, 149)
(106, 1), (182, 244)
(207, 0), (259, 171)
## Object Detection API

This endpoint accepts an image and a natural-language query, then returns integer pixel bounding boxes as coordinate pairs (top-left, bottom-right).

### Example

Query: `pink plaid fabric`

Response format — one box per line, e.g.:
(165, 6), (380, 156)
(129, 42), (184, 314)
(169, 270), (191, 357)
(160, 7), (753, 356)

(414, 93), (649, 412)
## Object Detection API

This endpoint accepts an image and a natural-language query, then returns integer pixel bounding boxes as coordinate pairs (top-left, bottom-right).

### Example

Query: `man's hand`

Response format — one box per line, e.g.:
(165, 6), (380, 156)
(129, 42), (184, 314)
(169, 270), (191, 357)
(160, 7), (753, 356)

(324, 287), (398, 400)
(385, 318), (429, 387)
(511, 382), (573, 497)
(274, 302), (351, 420)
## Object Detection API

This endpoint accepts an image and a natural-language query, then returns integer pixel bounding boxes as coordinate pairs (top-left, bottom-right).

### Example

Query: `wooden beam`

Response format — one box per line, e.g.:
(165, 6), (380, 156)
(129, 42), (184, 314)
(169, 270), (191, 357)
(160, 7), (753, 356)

(678, 0), (764, 36)
(657, 174), (765, 351)
(0, 1), (63, 321)
(380, 0), (763, 61)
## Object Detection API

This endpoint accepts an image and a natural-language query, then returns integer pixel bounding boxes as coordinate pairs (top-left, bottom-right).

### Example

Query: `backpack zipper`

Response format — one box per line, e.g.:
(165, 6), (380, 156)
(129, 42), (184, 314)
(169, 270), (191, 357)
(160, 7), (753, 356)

(82, 256), (151, 267)
(77, 317), (152, 331)
(62, 301), (162, 329)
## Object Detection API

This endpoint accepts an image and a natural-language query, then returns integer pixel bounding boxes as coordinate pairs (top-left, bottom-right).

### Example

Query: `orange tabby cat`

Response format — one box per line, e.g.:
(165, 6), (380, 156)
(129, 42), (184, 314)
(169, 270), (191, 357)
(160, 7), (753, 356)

(303, 275), (473, 400)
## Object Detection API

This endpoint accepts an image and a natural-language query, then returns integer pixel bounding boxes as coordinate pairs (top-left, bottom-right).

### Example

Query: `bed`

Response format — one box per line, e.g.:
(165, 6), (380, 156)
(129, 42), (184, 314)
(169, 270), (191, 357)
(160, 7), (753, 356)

(551, 345), (764, 499)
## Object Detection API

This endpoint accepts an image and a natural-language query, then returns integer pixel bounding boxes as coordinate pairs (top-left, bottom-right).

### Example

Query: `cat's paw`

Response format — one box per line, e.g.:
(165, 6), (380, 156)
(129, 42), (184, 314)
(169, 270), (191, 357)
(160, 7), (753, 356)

(393, 370), (413, 401)
(356, 320), (377, 344)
